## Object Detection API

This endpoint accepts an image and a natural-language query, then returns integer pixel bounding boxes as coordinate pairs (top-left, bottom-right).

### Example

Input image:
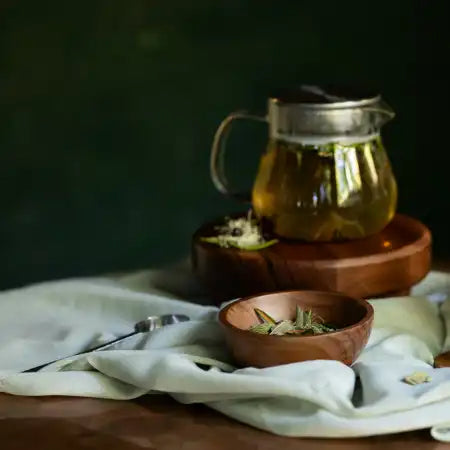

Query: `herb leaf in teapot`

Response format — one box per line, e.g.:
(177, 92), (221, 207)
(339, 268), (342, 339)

(248, 305), (337, 336)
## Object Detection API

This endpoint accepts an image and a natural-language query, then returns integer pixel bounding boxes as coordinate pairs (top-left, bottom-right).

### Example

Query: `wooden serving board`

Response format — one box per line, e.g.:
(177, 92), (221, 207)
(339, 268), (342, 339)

(192, 214), (431, 304)
(434, 351), (450, 368)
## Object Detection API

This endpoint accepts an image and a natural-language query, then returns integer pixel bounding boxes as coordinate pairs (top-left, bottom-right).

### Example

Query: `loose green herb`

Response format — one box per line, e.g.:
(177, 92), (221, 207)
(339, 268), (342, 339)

(248, 305), (337, 336)
(403, 372), (432, 385)
(200, 211), (278, 251)
(254, 307), (277, 325)
(248, 323), (273, 334)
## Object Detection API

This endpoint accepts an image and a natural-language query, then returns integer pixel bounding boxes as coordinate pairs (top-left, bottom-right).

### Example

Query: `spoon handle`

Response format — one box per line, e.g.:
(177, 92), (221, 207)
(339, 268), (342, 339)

(22, 331), (139, 373)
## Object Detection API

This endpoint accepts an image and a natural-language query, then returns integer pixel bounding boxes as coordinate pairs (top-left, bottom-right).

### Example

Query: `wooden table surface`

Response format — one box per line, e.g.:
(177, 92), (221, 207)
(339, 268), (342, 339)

(1, 261), (449, 449)
(0, 394), (447, 450)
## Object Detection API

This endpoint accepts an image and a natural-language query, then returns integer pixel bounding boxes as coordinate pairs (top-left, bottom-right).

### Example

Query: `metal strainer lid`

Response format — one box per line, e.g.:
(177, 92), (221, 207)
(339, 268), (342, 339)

(267, 84), (393, 144)
(270, 84), (381, 109)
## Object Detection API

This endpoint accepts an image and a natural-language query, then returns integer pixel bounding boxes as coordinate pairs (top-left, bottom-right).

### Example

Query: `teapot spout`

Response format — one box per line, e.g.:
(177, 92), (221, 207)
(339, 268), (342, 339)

(379, 100), (395, 120)
(366, 100), (395, 127)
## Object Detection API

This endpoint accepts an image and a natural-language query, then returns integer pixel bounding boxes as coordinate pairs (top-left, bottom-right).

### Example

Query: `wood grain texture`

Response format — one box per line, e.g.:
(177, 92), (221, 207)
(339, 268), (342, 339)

(0, 394), (446, 450)
(219, 290), (373, 368)
(192, 214), (431, 303)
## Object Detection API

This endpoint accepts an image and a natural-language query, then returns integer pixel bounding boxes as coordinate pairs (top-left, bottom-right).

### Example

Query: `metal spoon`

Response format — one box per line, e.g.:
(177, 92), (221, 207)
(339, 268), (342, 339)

(23, 314), (190, 373)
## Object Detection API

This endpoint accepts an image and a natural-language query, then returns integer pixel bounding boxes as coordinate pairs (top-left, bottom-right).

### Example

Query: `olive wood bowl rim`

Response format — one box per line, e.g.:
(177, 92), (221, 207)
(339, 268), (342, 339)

(218, 289), (374, 341)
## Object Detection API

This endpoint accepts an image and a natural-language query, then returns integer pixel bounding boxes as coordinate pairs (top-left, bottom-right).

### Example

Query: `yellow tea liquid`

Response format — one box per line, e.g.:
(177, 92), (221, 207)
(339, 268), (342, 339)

(252, 136), (397, 241)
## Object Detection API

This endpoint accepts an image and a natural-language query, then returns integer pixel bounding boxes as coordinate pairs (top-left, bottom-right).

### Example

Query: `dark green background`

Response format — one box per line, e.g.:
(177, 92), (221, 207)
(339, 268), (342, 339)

(0, 1), (447, 289)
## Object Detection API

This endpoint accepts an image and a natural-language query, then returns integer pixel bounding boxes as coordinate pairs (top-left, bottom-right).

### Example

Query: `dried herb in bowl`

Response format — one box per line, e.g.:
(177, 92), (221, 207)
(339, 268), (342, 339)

(248, 306), (337, 336)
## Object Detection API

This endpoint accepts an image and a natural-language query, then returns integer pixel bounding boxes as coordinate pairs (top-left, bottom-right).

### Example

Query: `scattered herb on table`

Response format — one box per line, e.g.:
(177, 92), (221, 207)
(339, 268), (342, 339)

(403, 371), (432, 385)
(248, 305), (337, 336)
(200, 211), (278, 251)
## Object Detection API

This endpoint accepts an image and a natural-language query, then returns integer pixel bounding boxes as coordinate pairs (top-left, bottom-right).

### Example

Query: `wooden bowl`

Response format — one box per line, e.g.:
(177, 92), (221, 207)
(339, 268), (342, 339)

(192, 214), (431, 304)
(219, 290), (374, 368)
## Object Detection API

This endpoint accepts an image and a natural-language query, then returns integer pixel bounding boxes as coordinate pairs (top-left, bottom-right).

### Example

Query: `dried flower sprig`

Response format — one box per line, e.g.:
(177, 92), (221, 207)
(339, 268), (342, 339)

(200, 211), (278, 251)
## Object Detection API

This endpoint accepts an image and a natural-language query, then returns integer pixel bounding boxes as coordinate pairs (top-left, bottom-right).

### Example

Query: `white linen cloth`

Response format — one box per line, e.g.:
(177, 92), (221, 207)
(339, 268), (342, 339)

(1, 265), (450, 441)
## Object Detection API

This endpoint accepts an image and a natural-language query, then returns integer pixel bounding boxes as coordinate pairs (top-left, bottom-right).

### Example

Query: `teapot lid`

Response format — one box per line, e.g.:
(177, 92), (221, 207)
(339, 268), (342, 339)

(267, 84), (393, 144)
(270, 84), (381, 109)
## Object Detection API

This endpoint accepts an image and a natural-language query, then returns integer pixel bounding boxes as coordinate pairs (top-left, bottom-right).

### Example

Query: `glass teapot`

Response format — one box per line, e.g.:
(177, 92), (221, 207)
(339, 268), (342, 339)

(210, 85), (398, 242)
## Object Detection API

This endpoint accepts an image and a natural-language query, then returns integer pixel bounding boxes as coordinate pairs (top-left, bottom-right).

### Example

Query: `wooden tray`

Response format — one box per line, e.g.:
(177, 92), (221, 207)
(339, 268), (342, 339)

(192, 214), (431, 304)
(435, 351), (450, 368)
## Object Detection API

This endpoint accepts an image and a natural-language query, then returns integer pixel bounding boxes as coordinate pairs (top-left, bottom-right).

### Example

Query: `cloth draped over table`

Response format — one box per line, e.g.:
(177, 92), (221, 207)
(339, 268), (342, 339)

(0, 264), (450, 440)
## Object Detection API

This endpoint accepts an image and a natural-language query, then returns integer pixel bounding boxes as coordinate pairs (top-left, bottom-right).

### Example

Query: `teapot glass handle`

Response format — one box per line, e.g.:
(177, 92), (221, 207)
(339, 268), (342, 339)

(210, 111), (267, 202)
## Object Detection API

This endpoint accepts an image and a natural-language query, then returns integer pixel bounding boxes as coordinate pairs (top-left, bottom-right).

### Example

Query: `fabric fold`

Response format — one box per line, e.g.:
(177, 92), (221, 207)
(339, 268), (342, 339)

(1, 268), (450, 440)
